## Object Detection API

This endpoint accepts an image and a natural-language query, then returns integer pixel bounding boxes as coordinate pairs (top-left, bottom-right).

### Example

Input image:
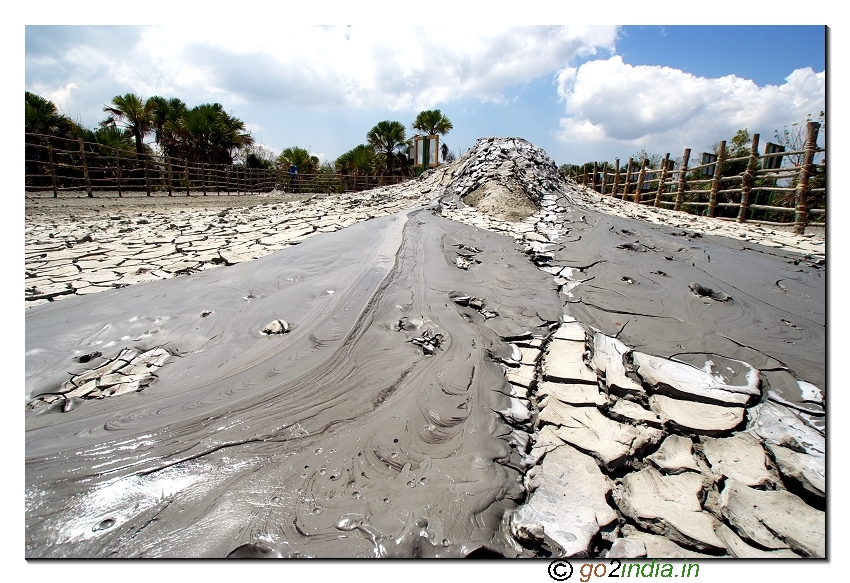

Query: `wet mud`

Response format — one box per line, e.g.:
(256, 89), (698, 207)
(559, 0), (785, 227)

(545, 210), (825, 391)
(25, 207), (562, 558)
(25, 138), (825, 558)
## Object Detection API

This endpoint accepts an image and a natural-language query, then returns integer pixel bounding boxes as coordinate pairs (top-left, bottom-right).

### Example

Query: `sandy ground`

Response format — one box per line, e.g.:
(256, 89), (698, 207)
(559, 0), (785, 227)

(26, 190), (321, 218)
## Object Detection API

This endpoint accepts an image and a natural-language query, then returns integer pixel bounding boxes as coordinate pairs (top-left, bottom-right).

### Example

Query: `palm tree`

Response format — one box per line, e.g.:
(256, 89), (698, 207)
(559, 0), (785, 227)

(180, 103), (253, 164)
(25, 92), (80, 186)
(334, 144), (376, 175)
(367, 120), (407, 175)
(25, 92), (78, 138)
(102, 93), (157, 156)
(412, 109), (453, 137)
(80, 126), (135, 153)
(149, 96), (188, 158)
(277, 146), (319, 175)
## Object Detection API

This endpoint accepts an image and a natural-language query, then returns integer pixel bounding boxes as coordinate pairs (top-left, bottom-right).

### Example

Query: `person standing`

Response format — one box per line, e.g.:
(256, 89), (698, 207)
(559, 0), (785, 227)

(289, 164), (298, 193)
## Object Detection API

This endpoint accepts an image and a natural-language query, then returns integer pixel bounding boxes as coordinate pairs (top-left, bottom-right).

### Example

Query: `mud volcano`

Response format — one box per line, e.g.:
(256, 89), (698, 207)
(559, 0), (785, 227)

(25, 137), (825, 558)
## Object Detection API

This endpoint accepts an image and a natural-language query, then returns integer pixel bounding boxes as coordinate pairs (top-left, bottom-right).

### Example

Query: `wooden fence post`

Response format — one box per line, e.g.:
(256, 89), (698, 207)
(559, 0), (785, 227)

(737, 134), (760, 223)
(184, 160), (190, 196)
(48, 143), (58, 198)
(623, 158), (634, 200)
(654, 153), (670, 207)
(78, 138), (93, 197)
(601, 162), (608, 195)
(708, 141), (726, 217)
(201, 162), (207, 196)
(612, 158), (620, 197)
(115, 151), (123, 197)
(592, 162), (598, 192)
(675, 148), (690, 211)
(166, 155), (174, 196)
(634, 159), (648, 204)
(143, 153), (151, 196)
(793, 121), (820, 235)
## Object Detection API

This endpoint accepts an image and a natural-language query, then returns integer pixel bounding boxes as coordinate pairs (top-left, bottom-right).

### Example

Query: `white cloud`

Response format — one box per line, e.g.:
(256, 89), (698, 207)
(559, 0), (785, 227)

(27, 24), (619, 121)
(555, 56), (825, 155)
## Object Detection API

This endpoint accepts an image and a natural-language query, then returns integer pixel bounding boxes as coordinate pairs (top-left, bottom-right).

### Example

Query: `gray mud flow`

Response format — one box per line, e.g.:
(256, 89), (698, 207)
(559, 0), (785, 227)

(549, 208), (824, 392)
(25, 207), (562, 558)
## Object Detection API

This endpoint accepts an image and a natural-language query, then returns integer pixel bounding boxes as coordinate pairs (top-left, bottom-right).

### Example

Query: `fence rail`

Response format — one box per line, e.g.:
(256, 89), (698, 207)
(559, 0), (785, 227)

(25, 134), (409, 197)
(571, 122), (824, 234)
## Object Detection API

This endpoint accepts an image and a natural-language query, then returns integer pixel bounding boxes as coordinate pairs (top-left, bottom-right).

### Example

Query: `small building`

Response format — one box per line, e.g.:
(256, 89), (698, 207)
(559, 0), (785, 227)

(410, 134), (440, 169)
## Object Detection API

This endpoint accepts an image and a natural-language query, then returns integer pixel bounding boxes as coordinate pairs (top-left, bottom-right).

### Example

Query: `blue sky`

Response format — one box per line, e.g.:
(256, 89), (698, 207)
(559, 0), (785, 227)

(21, 9), (828, 169)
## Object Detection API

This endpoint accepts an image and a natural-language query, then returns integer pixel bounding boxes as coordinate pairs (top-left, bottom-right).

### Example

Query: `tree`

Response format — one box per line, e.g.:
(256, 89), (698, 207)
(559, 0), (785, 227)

(149, 96), (188, 158)
(277, 147), (319, 174)
(102, 93), (158, 156)
(25, 92), (81, 185)
(178, 103), (253, 165)
(334, 144), (376, 175)
(367, 120), (407, 175)
(236, 143), (276, 169)
(625, 148), (662, 170)
(412, 109), (453, 137)
(711, 128), (753, 176)
(79, 125), (135, 153)
(25, 92), (78, 138)
(773, 111), (825, 167)
(771, 113), (826, 213)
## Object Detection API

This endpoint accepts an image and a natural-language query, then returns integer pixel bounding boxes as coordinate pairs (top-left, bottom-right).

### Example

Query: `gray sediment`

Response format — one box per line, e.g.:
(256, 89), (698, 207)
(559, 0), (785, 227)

(25, 137), (825, 558)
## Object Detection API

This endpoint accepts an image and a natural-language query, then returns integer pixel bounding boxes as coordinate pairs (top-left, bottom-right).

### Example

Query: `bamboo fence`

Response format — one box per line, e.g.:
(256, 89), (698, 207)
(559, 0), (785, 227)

(570, 122), (825, 235)
(25, 134), (409, 198)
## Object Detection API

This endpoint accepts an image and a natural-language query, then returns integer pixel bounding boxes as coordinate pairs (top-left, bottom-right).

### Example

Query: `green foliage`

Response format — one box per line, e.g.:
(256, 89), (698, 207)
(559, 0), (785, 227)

(25, 91), (79, 138)
(334, 144), (376, 175)
(711, 128), (753, 176)
(367, 120), (407, 174)
(181, 103), (254, 164)
(102, 93), (158, 155)
(79, 125), (135, 153)
(412, 109), (453, 136)
(277, 146), (319, 174)
(148, 96), (188, 158)
(625, 148), (662, 170)
(236, 143), (276, 169)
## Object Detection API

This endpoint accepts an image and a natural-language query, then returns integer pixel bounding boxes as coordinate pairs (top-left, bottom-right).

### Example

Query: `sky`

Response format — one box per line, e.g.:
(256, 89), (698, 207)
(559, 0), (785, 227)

(23, 17), (827, 168)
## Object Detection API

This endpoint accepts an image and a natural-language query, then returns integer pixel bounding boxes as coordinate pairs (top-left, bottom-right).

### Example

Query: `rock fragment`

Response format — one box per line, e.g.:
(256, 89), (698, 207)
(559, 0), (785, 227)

(262, 319), (291, 334)
(646, 435), (702, 474)
(649, 394), (744, 436)
(613, 467), (725, 553)
(606, 538), (647, 559)
(700, 432), (779, 488)
(511, 444), (617, 557)
(714, 523), (799, 558)
(764, 442), (825, 500)
(634, 352), (759, 407)
(543, 339), (596, 384)
(539, 400), (662, 470)
(719, 478), (825, 558)
(593, 333), (644, 396)
(537, 381), (605, 407)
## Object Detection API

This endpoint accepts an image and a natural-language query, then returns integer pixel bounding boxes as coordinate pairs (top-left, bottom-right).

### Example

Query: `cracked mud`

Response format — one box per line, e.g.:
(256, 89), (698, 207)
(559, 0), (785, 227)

(25, 137), (825, 558)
